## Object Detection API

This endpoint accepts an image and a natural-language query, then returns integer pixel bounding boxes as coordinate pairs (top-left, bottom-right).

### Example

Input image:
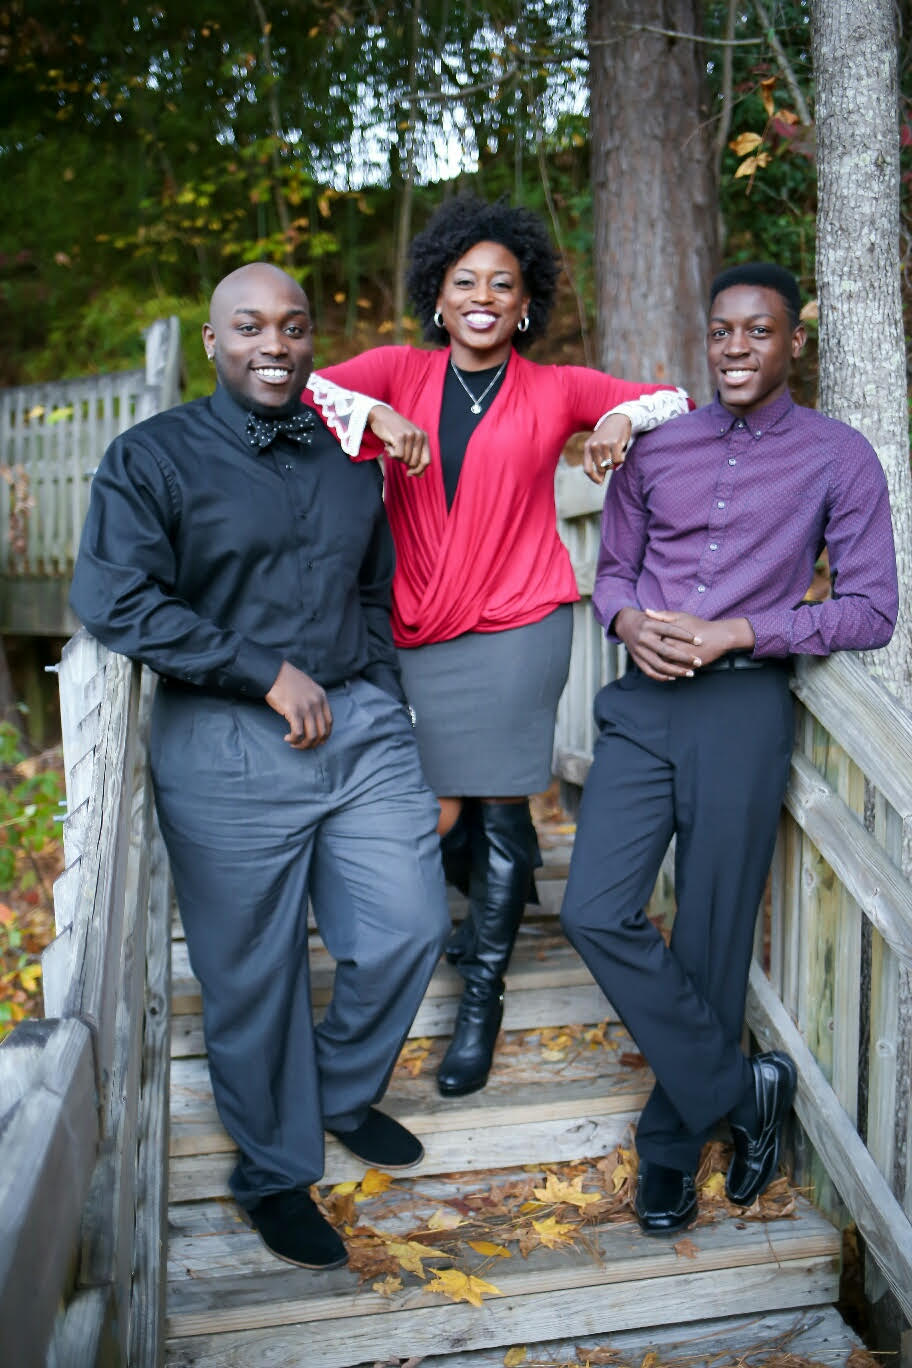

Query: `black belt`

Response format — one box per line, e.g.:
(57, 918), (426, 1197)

(698, 652), (787, 672)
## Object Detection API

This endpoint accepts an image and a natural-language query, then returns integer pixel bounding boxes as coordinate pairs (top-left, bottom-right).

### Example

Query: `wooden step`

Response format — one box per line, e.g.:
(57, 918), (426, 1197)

(297, 1307), (867, 1368)
(168, 1020), (652, 1200)
(163, 1167), (840, 1367)
(170, 923), (614, 1047)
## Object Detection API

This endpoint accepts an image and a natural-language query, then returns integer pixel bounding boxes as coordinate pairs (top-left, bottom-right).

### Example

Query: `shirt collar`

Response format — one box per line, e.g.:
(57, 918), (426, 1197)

(709, 387), (795, 438)
(210, 384), (311, 450)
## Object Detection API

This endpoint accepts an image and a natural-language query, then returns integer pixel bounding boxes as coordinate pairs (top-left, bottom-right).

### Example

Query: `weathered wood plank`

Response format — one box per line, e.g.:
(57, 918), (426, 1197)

(747, 959), (912, 1323)
(164, 1198), (838, 1347)
(129, 817), (173, 1368)
(0, 1019), (98, 1368)
(785, 752), (912, 966)
(790, 652), (912, 821)
(355, 1307), (865, 1368)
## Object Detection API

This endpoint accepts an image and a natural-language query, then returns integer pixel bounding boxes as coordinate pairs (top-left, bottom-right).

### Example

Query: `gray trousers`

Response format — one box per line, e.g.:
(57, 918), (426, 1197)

(150, 677), (449, 1208)
(560, 663), (794, 1174)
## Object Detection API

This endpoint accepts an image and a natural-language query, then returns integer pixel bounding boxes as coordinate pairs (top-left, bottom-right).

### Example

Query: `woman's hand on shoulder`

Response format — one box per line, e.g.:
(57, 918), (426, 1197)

(368, 404), (430, 476)
(583, 414), (633, 485)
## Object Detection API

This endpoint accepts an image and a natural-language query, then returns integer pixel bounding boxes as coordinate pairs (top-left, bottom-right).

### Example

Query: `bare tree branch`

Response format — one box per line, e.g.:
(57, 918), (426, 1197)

(753, 0), (813, 125)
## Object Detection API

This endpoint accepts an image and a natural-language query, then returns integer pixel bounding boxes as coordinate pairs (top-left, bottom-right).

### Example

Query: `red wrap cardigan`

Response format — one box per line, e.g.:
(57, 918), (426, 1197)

(315, 346), (675, 649)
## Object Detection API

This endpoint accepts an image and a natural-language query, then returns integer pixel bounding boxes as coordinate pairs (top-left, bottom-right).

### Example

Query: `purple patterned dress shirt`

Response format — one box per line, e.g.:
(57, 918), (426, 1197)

(593, 390), (898, 657)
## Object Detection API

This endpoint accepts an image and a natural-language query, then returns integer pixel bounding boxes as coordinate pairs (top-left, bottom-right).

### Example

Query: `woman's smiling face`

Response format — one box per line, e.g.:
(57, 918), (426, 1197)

(436, 240), (530, 370)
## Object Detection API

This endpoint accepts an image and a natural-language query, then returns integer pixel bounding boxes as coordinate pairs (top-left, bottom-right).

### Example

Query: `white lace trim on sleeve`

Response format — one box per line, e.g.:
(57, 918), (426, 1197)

(597, 386), (691, 438)
(306, 372), (390, 457)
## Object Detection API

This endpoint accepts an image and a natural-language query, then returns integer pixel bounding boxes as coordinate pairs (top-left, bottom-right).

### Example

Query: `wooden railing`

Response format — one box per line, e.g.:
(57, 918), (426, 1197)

(0, 645), (171, 1368)
(0, 318), (181, 634)
(554, 470), (912, 1323)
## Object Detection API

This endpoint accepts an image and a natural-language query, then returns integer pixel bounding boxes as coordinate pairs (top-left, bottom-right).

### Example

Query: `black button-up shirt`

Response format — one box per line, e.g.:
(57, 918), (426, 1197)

(70, 385), (405, 703)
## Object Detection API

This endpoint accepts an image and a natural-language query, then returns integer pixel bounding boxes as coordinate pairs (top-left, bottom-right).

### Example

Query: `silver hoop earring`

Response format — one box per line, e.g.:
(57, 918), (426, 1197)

(433, 310), (445, 330)
(206, 352), (214, 361)
(517, 316), (530, 334)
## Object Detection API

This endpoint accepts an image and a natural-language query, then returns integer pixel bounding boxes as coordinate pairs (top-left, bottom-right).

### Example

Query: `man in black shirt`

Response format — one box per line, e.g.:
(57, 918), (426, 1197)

(70, 262), (450, 1270)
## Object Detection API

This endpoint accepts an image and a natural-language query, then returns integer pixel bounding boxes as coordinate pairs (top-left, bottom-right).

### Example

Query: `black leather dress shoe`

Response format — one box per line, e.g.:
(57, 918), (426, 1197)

(726, 1050), (797, 1206)
(634, 1161), (697, 1236)
(327, 1106), (424, 1170)
(246, 1188), (348, 1269)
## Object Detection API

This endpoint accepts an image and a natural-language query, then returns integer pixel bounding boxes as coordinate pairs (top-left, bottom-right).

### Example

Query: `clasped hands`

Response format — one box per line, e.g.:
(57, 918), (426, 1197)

(614, 607), (756, 682)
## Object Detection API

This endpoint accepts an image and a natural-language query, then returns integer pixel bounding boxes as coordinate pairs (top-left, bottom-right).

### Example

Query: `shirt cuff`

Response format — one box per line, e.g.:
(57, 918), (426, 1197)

(228, 641), (286, 697)
(306, 373), (389, 457)
(744, 608), (793, 658)
(596, 387), (691, 440)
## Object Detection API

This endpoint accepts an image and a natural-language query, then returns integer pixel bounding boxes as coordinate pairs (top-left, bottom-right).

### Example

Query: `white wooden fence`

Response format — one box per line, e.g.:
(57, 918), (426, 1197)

(0, 318), (181, 633)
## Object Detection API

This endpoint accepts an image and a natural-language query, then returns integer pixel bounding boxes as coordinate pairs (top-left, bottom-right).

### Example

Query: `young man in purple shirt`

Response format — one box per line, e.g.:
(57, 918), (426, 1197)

(561, 262), (898, 1236)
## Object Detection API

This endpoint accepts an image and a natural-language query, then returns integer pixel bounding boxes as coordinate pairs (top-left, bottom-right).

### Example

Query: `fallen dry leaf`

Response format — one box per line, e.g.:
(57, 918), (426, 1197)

(357, 1169), (395, 1199)
(467, 1240), (511, 1258)
(386, 1238), (451, 1278)
(424, 1267), (502, 1307)
(699, 1170), (726, 1200)
(503, 1349), (526, 1367)
(672, 1236), (699, 1260)
(330, 1180), (359, 1196)
(533, 1173), (601, 1208)
(531, 1216), (578, 1248)
(371, 1275), (403, 1297)
(427, 1207), (465, 1231)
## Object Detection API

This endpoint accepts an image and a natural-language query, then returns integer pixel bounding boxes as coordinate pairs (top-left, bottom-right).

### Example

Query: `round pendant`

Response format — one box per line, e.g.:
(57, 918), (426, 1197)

(470, 403), (482, 414)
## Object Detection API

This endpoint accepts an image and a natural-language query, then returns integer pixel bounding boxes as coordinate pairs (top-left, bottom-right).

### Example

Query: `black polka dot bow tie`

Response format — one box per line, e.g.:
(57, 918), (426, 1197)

(246, 409), (316, 450)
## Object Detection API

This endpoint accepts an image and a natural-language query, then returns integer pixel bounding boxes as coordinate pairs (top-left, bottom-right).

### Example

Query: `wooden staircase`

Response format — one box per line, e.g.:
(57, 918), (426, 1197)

(163, 827), (861, 1368)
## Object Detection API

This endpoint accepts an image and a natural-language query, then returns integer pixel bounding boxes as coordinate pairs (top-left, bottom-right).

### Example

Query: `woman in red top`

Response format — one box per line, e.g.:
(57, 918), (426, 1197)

(314, 197), (689, 1097)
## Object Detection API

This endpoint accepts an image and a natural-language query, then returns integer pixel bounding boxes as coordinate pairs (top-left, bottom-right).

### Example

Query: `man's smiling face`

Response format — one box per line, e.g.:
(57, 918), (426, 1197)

(203, 263), (314, 417)
(707, 283), (805, 417)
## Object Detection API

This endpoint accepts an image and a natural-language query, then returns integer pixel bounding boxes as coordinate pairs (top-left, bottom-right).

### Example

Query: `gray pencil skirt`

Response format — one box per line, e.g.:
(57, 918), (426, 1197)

(397, 603), (574, 797)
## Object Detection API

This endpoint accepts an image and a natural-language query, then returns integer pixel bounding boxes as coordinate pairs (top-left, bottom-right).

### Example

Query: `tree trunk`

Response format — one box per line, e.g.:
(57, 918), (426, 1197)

(588, 0), (719, 401)
(814, 3), (912, 1342)
(813, 0), (912, 701)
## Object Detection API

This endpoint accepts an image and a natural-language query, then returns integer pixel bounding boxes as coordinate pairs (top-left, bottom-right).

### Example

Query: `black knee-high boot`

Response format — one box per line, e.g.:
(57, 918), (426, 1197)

(437, 801), (539, 1096)
(440, 801), (479, 965)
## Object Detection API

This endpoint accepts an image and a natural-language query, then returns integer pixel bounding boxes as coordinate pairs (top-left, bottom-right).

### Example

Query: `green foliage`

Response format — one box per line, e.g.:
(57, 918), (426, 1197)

(0, 723), (64, 892)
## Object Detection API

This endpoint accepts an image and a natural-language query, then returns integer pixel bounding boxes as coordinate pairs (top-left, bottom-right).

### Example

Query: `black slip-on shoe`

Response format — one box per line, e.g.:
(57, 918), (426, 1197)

(245, 1188), (348, 1270)
(327, 1106), (424, 1170)
(726, 1050), (797, 1207)
(634, 1160), (698, 1236)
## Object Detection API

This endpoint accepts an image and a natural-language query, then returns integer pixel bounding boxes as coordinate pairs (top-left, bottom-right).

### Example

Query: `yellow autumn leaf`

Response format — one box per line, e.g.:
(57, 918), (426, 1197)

(17, 964), (42, 992)
(735, 156), (760, 179)
(386, 1239), (450, 1277)
(760, 75), (777, 116)
(700, 1171), (726, 1199)
(424, 1267), (502, 1307)
(729, 131), (763, 156)
(504, 1350), (527, 1367)
(330, 1180), (360, 1196)
(357, 1169), (394, 1198)
(468, 1240), (511, 1258)
(531, 1216), (577, 1248)
(427, 1207), (465, 1230)
(26, 406), (45, 421)
(541, 1048), (567, 1061)
(533, 1173), (600, 1208)
(611, 1158), (635, 1193)
(640, 1353), (661, 1368)
(372, 1274), (403, 1297)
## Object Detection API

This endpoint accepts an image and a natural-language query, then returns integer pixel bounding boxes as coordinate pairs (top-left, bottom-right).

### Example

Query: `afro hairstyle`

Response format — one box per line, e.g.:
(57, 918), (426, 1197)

(406, 194), (560, 350)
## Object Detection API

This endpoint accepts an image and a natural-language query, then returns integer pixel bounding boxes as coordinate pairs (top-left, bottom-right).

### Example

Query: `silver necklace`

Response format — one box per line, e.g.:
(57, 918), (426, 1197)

(449, 358), (506, 414)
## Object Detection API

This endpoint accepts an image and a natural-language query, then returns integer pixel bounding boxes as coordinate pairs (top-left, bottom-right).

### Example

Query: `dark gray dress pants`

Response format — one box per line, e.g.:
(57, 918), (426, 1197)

(150, 677), (449, 1208)
(560, 663), (794, 1174)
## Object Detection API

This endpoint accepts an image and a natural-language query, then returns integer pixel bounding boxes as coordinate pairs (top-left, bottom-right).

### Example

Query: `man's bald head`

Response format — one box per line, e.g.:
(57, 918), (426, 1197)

(202, 262), (314, 416)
